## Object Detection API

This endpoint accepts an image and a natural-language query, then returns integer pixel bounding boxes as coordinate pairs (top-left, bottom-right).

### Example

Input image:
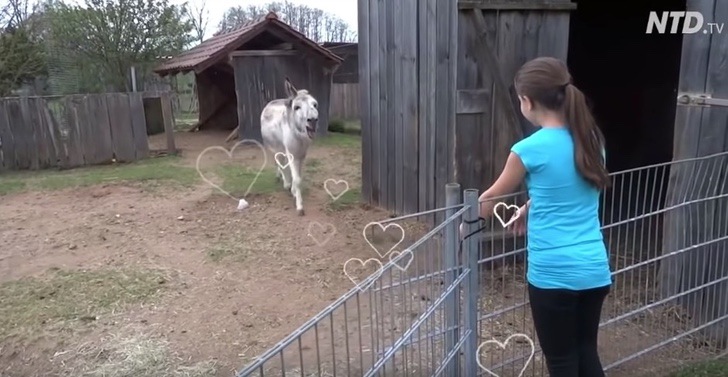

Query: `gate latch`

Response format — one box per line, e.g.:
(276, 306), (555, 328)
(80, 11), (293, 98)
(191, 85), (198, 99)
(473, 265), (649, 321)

(677, 93), (728, 107)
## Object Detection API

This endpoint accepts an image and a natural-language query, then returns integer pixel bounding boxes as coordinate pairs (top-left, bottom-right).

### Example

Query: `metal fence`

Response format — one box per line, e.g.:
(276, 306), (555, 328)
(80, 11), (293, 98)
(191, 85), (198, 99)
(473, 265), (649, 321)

(235, 151), (728, 377)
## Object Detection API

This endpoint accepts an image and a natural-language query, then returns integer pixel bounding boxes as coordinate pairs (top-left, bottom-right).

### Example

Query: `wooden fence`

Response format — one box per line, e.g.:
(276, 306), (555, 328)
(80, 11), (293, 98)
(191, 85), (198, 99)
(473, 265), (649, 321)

(0, 92), (176, 171)
(329, 83), (360, 120)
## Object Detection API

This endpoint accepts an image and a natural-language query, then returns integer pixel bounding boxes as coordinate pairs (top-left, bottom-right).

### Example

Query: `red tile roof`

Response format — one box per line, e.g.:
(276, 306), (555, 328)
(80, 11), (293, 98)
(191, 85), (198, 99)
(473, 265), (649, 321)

(154, 12), (343, 76)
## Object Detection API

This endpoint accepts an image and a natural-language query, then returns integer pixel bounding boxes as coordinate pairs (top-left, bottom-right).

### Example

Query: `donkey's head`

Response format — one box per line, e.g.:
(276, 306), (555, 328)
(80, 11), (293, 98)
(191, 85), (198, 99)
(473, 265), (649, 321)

(284, 78), (318, 139)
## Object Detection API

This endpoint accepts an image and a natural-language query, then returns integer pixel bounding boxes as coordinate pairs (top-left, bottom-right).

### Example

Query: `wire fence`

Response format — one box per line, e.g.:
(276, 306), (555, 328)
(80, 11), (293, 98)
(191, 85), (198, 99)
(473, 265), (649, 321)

(235, 151), (728, 377)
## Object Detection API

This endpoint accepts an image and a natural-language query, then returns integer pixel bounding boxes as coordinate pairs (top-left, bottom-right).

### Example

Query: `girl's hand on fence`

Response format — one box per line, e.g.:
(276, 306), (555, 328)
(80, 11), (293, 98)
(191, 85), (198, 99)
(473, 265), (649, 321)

(507, 205), (527, 236)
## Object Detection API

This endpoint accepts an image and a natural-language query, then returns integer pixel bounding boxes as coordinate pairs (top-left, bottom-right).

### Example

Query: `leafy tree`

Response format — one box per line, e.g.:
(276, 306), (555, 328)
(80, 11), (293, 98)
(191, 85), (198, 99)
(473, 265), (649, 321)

(218, 1), (356, 43)
(42, 0), (194, 93)
(0, 0), (47, 96)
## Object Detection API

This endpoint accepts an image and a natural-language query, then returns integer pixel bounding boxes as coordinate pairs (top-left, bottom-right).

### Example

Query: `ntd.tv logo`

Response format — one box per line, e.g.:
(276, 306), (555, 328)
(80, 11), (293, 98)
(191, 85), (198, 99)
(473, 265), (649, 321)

(646, 11), (724, 34)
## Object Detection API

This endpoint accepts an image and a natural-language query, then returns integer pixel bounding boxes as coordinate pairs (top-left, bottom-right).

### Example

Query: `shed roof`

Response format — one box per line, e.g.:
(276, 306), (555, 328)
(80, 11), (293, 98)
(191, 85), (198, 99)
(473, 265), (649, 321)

(154, 12), (343, 76)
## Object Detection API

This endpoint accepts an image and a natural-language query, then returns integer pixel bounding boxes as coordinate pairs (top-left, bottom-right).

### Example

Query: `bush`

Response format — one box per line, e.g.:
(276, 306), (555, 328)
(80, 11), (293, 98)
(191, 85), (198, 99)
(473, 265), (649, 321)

(328, 119), (346, 133)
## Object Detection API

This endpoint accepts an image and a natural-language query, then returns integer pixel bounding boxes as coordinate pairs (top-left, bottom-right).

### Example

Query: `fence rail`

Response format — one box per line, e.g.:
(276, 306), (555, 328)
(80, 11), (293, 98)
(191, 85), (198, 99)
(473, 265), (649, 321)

(236, 152), (728, 377)
(0, 92), (176, 171)
(329, 83), (360, 120)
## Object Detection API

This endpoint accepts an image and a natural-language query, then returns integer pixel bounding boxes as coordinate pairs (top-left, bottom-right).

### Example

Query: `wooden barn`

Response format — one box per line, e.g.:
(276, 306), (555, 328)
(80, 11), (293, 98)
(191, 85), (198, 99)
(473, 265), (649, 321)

(154, 12), (343, 141)
(323, 42), (359, 119)
(358, 0), (727, 348)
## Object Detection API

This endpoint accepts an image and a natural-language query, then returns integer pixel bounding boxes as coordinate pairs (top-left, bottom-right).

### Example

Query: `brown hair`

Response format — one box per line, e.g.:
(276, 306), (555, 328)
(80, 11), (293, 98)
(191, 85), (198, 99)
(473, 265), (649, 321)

(513, 57), (610, 190)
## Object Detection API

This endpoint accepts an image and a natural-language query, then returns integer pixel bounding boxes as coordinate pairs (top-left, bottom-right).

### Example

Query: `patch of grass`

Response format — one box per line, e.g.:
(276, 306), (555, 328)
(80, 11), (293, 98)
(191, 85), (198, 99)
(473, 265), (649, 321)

(215, 165), (279, 197)
(314, 132), (361, 149)
(0, 156), (198, 196)
(0, 268), (168, 340)
(305, 158), (322, 174)
(325, 186), (361, 212)
(71, 333), (218, 377)
(669, 358), (728, 377)
(328, 119), (361, 135)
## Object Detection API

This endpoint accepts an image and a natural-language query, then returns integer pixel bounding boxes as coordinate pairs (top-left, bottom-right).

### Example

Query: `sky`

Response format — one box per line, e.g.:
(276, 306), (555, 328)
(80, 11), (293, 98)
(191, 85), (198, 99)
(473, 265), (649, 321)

(176, 0), (359, 40)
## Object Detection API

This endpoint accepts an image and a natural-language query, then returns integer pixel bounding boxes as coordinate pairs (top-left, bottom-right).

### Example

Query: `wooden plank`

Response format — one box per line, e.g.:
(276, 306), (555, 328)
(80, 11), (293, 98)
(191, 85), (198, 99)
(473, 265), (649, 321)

(402, 0), (418, 215)
(27, 98), (50, 168)
(385, 0), (396, 212)
(62, 96), (85, 168)
(659, 0), (716, 314)
(18, 98), (38, 170)
(393, 0), (404, 216)
(693, 0), (728, 344)
(6, 98), (29, 170)
(38, 98), (62, 167)
(368, 0), (381, 205)
(537, 11), (571, 60)
(42, 98), (68, 169)
(160, 92), (177, 153)
(447, 0), (458, 191)
(378, 0), (389, 210)
(456, 89), (492, 114)
(84, 94), (114, 164)
(105, 93), (136, 162)
(417, 0), (428, 214)
(458, 0), (576, 10)
(229, 50), (299, 57)
(128, 92), (149, 159)
(0, 101), (16, 170)
(426, 0), (437, 223)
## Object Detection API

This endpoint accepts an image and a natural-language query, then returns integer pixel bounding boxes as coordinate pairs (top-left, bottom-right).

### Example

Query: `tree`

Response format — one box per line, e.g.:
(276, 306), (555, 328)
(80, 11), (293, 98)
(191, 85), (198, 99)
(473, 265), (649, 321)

(0, 0), (47, 96)
(184, 0), (208, 44)
(42, 0), (194, 93)
(217, 1), (356, 43)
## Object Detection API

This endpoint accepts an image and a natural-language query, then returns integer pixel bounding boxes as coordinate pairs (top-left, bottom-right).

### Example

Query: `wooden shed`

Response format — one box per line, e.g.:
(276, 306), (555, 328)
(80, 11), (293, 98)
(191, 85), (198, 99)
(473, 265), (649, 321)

(322, 42), (359, 84)
(359, 0), (728, 348)
(154, 12), (342, 140)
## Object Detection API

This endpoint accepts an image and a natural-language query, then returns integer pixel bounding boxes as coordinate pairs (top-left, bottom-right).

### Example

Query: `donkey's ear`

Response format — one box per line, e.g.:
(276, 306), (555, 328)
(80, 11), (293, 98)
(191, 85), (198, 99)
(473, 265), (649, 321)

(284, 77), (298, 98)
(284, 98), (293, 109)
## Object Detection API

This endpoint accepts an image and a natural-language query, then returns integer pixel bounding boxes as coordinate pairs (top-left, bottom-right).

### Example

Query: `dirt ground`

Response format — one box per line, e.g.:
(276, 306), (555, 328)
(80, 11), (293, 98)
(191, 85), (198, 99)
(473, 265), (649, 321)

(0, 129), (722, 377)
(0, 129), (428, 377)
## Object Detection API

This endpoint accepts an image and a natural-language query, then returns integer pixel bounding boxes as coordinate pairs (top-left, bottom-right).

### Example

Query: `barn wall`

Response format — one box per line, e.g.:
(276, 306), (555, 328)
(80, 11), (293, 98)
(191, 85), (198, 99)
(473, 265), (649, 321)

(455, 2), (573, 197)
(359, 0), (457, 223)
(196, 67), (237, 130)
(232, 52), (333, 141)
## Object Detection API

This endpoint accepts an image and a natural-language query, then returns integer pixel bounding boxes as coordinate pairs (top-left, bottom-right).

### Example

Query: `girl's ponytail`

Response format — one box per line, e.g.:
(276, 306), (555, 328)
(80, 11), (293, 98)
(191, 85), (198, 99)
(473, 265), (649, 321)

(564, 84), (611, 190)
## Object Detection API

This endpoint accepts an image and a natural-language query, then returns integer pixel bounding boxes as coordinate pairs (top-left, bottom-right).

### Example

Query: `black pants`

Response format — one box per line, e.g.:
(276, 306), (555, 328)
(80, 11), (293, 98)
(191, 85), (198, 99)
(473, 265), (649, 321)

(528, 283), (610, 377)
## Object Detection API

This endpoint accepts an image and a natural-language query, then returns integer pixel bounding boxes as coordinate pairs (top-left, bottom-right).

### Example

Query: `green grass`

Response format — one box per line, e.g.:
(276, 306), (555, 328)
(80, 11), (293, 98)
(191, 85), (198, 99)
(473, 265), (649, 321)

(328, 119), (361, 135)
(215, 164), (279, 197)
(0, 268), (168, 340)
(669, 358), (728, 377)
(325, 186), (361, 212)
(314, 132), (361, 149)
(0, 156), (198, 196)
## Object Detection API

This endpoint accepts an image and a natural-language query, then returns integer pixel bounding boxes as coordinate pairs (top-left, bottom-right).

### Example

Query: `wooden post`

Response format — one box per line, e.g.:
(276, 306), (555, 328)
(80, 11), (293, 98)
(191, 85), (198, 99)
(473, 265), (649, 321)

(160, 92), (177, 154)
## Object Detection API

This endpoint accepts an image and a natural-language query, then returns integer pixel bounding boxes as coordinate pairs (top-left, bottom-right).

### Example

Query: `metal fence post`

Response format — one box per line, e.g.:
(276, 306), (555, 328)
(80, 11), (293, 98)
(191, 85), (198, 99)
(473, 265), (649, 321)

(462, 189), (481, 376)
(444, 183), (461, 376)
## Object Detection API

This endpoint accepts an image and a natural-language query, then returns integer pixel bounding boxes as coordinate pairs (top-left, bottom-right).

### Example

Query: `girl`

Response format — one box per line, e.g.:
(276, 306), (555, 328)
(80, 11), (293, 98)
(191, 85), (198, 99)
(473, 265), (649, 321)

(472, 57), (613, 377)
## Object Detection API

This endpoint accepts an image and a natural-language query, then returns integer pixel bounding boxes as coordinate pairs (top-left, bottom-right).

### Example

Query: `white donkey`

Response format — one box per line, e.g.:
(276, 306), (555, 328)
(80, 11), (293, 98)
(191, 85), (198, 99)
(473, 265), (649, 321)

(260, 78), (319, 216)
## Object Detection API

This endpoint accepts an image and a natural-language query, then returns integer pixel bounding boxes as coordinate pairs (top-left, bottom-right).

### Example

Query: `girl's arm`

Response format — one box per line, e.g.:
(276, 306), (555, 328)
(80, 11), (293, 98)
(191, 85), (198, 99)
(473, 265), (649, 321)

(478, 152), (527, 219)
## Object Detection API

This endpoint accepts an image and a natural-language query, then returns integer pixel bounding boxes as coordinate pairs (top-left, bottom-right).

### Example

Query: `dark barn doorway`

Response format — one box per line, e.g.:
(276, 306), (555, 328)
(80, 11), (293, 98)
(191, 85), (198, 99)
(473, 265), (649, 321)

(567, 0), (686, 220)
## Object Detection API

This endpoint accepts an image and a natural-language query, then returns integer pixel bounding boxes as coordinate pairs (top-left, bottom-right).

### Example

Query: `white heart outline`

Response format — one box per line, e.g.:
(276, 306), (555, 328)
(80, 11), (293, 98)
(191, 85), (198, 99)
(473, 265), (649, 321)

(493, 202), (521, 228)
(362, 222), (405, 258)
(274, 151), (294, 169)
(323, 178), (350, 201)
(476, 333), (535, 377)
(195, 139), (268, 200)
(388, 249), (414, 272)
(307, 221), (336, 246)
(343, 258), (384, 292)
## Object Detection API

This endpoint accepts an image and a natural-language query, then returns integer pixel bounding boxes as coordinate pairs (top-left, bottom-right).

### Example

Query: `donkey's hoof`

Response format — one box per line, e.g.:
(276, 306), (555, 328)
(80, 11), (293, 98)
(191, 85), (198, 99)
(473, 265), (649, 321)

(297, 209), (305, 216)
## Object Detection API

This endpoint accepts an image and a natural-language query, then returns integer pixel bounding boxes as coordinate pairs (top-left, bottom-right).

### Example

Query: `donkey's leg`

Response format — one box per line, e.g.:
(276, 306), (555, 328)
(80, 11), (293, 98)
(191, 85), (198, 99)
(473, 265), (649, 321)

(281, 165), (292, 190)
(290, 158), (304, 216)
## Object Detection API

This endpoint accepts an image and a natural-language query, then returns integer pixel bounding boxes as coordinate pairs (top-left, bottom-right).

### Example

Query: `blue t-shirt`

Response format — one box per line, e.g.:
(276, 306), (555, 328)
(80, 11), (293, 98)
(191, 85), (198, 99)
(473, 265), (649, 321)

(510, 127), (612, 291)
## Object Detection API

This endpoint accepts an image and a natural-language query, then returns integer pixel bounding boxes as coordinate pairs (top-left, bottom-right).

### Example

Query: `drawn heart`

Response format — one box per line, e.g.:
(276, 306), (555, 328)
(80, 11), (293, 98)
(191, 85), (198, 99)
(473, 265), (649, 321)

(307, 221), (336, 246)
(274, 152), (294, 169)
(476, 333), (535, 377)
(343, 258), (384, 292)
(493, 202), (521, 228)
(195, 139), (268, 200)
(323, 178), (350, 201)
(362, 222), (405, 259)
(388, 249), (414, 272)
